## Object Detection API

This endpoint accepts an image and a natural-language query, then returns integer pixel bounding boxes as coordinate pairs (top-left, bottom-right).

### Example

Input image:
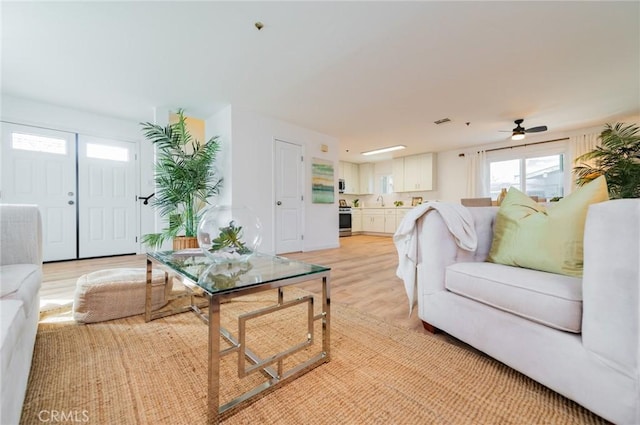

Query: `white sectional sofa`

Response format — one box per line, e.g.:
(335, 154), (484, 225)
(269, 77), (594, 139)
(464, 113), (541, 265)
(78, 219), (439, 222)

(412, 200), (639, 425)
(0, 204), (43, 425)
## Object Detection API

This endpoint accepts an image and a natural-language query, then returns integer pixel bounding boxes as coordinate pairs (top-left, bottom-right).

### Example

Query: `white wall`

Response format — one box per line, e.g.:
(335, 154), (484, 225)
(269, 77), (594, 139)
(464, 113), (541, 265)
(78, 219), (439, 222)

(433, 150), (466, 202)
(1, 95), (143, 141)
(208, 107), (340, 254)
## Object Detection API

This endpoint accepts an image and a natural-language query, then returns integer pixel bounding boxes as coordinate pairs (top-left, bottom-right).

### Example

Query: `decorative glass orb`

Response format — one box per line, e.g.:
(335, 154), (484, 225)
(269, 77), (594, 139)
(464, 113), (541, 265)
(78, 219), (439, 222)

(197, 205), (262, 263)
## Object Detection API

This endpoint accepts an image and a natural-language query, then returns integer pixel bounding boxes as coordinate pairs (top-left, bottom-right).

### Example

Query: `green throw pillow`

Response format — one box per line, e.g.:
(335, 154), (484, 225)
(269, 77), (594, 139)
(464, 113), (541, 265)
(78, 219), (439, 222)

(487, 176), (609, 276)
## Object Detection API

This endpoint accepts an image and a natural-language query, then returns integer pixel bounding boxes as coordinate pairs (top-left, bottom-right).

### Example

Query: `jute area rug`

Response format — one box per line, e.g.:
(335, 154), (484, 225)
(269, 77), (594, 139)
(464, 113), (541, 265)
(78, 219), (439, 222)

(22, 289), (606, 425)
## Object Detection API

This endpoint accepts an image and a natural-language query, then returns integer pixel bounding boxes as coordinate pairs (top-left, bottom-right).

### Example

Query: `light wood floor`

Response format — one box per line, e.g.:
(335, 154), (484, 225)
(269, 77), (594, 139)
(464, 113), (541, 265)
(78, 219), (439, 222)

(41, 235), (426, 333)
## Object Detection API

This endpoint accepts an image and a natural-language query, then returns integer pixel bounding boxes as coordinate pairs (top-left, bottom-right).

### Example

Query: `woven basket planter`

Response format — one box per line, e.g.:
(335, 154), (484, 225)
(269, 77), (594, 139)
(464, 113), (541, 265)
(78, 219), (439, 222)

(172, 236), (199, 251)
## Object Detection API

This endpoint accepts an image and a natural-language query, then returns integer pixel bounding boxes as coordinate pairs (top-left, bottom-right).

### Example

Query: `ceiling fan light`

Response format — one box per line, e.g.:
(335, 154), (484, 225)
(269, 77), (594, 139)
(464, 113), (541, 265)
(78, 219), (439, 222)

(511, 133), (525, 141)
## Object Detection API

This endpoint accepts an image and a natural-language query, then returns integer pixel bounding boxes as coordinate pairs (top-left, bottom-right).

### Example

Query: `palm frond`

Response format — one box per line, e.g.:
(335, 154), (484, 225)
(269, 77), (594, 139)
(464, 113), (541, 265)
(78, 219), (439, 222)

(141, 233), (168, 250)
(573, 122), (640, 199)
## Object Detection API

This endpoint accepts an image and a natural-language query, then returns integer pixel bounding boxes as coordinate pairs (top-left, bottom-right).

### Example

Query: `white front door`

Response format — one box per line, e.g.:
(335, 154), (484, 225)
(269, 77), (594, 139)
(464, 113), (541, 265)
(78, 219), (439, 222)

(78, 135), (138, 258)
(1, 122), (77, 261)
(274, 139), (303, 254)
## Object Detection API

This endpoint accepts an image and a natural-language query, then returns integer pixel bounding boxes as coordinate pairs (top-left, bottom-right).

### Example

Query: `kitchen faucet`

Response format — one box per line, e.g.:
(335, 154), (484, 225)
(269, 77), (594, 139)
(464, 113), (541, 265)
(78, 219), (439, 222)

(376, 195), (385, 207)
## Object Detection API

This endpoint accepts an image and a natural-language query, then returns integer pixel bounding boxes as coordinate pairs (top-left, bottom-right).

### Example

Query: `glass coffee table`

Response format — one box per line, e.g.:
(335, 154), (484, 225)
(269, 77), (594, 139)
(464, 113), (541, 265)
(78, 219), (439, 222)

(145, 250), (331, 424)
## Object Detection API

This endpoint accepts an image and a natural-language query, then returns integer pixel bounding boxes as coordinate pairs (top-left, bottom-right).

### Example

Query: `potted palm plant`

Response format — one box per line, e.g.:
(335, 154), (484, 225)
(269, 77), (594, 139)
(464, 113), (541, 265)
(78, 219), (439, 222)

(141, 109), (223, 250)
(573, 122), (640, 198)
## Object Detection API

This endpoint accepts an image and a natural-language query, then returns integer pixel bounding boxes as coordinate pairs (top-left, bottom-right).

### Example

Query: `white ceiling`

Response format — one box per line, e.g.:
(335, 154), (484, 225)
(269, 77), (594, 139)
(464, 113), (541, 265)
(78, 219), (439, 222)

(2, 1), (639, 163)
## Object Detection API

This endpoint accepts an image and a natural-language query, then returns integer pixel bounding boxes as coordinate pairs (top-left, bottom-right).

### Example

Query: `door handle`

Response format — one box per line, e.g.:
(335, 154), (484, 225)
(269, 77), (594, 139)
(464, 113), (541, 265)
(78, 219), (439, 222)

(68, 200), (75, 205)
(138, 193), (155, 205)
(276, 201), (282, 206)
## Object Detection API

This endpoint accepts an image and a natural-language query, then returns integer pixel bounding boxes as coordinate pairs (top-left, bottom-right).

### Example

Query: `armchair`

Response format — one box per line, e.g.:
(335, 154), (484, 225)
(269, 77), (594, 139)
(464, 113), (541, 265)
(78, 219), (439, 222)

(413, 200), (639, 424)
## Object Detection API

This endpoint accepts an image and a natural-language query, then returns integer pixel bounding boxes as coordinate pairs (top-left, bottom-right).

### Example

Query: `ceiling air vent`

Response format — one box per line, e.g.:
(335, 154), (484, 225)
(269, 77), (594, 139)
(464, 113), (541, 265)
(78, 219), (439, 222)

(434, 118), (451, 125)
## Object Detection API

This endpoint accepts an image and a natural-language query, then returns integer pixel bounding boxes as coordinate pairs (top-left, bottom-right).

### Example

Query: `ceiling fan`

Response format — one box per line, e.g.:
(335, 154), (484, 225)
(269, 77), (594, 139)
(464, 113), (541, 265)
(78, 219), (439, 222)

(502, 119), (548, 140)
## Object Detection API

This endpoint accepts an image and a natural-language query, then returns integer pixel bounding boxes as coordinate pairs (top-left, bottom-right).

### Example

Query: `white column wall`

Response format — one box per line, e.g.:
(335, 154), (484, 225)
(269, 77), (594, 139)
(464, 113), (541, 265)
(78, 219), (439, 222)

(208, 107), (340, 254)
(205, 105), (233, 207)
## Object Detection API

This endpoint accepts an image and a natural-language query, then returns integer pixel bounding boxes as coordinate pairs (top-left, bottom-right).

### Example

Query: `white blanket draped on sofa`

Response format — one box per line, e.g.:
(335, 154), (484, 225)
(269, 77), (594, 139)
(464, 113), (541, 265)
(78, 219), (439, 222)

(393, 202), (477, 314)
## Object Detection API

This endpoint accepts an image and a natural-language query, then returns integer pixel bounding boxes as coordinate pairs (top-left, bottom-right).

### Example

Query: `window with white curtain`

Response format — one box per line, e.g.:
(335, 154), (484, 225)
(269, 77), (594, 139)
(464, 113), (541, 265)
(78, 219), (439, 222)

(486, 141), (570, 200)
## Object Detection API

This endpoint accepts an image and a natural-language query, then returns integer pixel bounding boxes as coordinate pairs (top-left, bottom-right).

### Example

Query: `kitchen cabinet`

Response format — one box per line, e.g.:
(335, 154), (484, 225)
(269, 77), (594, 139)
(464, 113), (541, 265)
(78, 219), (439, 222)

(339, 161), (360, 194)
(396, 209), (409, 229)
(352, 209), (362, 232)
(403, 153), (435, 191)
(392, 153), (436, 192)
(338, 161), (375, 195)
(392, 158), (405, 192)
(384, 209), (397, 233)
(362, 209), (385, 233)
(357, 208), (412, 235)
(358, 163), (374, 194)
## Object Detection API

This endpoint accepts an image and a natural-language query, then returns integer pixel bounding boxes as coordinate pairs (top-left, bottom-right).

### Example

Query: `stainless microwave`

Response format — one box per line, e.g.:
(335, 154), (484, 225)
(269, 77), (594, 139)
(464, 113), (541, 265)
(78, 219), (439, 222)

(338, 179), (345, 193)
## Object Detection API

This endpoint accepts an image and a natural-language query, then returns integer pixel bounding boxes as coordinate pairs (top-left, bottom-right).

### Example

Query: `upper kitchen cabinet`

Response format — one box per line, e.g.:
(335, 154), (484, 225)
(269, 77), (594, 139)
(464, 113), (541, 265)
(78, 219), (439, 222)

(394, 153), (436, 192)
(339, 161), (360, 194)
(392, 158), (405, 192)
(358, 163), (374, 194)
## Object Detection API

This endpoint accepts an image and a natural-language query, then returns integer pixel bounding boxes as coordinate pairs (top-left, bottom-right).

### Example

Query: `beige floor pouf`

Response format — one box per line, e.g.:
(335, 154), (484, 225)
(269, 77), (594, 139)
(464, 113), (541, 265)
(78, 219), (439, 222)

(73, 268), (172, 323)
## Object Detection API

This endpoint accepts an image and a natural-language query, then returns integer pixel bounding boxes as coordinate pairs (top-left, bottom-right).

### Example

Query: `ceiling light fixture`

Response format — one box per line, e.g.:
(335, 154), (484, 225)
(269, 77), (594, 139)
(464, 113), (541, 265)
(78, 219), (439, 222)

(511, 132), (525, 141)
(361, 145), (406, 156)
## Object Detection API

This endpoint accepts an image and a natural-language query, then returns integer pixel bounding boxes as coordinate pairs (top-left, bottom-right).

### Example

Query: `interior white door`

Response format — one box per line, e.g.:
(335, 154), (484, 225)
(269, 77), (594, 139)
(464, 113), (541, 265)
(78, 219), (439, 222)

(0, 122), (77, 261)
(274, 139), (303, 254)
(78, 135), (138, 258)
